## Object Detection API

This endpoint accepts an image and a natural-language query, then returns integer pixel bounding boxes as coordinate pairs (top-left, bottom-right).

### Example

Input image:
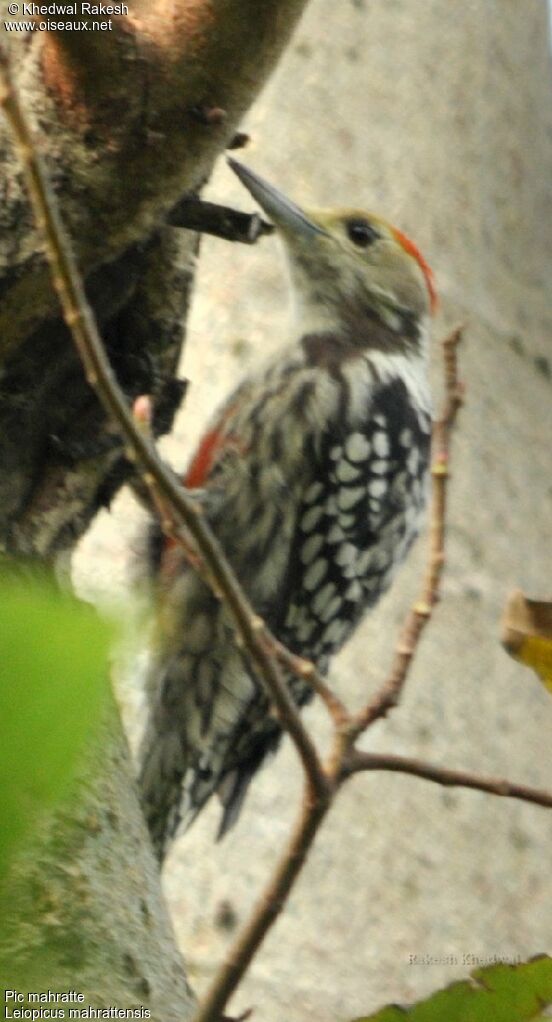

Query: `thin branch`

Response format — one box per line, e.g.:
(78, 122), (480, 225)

(168, 197), (275, 244)
(351, 325), (465, 735)
(344, 751), (552, 809)
(192, 781), (332, 1022)
(0, 46), (327, 803)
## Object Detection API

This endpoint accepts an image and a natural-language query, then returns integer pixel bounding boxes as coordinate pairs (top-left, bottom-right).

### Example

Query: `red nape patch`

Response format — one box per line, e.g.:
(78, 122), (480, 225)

(392, 227), (438, 313)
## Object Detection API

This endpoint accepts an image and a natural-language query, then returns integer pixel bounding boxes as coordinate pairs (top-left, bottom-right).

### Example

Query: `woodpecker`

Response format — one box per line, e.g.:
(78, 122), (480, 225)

(139, 159), (436, 859)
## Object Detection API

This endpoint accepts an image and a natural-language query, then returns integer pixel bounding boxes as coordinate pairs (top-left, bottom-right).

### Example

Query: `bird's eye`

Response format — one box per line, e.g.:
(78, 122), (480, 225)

(346, 218), (379, 248)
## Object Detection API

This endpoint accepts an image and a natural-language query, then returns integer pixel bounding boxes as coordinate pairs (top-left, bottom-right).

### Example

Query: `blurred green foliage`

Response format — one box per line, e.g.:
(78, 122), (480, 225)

(0, 572), (112, 878)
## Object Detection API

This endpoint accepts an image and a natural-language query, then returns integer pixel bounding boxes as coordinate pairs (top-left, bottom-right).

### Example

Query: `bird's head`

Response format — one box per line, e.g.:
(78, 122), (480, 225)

(228, 159), (436, 354)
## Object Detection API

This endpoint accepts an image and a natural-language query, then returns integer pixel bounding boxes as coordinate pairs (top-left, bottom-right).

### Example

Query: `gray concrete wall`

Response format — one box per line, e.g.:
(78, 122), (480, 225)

(76, 1), (552, 1019)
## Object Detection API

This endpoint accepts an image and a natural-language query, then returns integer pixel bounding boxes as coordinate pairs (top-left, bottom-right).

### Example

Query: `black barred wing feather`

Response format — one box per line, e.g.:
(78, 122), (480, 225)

(279, 377), (431, 664)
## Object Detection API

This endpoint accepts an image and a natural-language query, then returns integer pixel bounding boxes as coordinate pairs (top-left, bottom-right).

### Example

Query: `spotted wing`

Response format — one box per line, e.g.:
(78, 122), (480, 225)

(278, 376), (431, 664)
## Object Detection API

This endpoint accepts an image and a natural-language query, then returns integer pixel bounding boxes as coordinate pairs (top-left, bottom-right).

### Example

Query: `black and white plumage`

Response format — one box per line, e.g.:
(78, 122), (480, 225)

(139, 160), (436, 859)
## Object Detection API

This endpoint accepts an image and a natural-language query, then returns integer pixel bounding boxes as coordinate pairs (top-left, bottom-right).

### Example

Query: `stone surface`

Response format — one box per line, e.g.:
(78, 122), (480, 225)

(75, 1), (552, 1019)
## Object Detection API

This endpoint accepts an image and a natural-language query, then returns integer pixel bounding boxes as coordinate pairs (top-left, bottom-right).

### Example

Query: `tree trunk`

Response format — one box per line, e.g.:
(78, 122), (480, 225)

(0, 2), (310, 1014)
(0, 0), (309, 557)
(0, 707), (195, 1018)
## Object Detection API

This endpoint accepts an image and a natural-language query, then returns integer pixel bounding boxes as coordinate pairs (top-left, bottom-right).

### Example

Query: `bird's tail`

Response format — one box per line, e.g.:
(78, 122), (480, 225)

(214, 727), (283, 839)
(138, 644), (284, 856)
(139, 717), (282, 856)
(138, 726), (191, 861)
(215, 755), (264, 840)
(138, 713), (238, 858)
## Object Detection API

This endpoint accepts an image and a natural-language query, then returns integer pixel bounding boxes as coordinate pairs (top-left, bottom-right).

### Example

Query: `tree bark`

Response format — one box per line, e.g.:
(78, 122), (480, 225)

(0, 706), (195, 1019)
(0, 0), (309, 558)
(0, 2), (310, 1013)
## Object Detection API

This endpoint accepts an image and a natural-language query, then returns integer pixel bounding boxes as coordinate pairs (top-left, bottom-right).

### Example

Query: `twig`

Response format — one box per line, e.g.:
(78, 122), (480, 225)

(168, 196), (274, 244)
(351, 325), (465, 735)
(193, 779), (332, 1022)
(344, 751), (552, 809)
(0, 45), (327, 803)
(227, 131), (251, 152)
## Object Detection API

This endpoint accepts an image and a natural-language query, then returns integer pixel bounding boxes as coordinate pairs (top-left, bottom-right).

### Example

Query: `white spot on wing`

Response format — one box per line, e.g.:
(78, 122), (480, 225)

(326, 494), (338, 516)
(336, 459), (361, 483)
(301, 505), (324, 533)
(335, 542), (357, 568)
(319, 593), (343, 622)
(304, 481), (324, 504)
(346, 432), (370, 462)
(303, 558), (327, 591)
(300, 532), (324, 565)
(369, 478), (386, 498)
(327, 523), (345, 544)
(363, 575), (379, 591)
(313, 582), (337, 618)
(346, 580), (363, 601)
(357, 549), (373, 574)
(338, 487), (365, 511)
(323, 619), (348, 646)
(407, 448), (420, 475)
(373, 431), (390, 457)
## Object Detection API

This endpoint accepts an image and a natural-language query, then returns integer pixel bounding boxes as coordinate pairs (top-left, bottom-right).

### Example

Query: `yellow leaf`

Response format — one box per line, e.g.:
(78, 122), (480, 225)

(501, 590), (552, 693)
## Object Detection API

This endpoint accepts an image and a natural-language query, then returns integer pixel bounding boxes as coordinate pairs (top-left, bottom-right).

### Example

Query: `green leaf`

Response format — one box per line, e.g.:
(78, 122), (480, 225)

(354, 956), (552, 1022)
(0, 574), (112, 876)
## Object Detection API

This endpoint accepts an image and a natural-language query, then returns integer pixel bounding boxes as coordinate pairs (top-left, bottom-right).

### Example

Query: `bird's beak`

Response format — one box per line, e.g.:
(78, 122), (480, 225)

(228, 158), (327, 240)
